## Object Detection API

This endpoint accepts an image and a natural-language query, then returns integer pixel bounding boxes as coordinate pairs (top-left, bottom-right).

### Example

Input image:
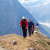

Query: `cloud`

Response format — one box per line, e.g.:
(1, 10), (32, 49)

(20, 0), (50, 7)
(18, 0), (28, 4)
(39, 22), (50, 28)
(18, 0), (38, 4)
(18, 0), (50, 6)
(43, 2), (49, 6)
(30, 0), (50, 7)
(33, 4), (41, 7)
(28, 4), (41, 8)
(42, 0), (50, 6)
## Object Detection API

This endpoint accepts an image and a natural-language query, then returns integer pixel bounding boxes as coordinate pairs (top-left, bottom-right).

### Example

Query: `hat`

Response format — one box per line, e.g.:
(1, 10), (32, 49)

(22, 16), (25, 19)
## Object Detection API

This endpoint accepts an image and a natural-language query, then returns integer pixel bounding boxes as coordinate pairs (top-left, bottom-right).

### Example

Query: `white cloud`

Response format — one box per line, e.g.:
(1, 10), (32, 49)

(33, 4), (41, 7)
(42, 0), (50, 6)
(18, 0), (38, 4)
(43, 2), (49, 6)
(39, 22), (50, 28)
(31, 0), (50, 7)
(28, 4), (41, 8)
(18, 0), (28, 4)
(25, 0), (50, 7)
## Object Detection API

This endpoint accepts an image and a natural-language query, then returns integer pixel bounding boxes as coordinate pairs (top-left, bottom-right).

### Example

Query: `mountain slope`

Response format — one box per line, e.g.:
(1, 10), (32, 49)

(0, 31), (50, 50)
(0, 0), (50, 38)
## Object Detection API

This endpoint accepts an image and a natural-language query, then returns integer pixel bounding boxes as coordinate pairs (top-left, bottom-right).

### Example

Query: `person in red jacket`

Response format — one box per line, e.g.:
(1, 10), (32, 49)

(20, 16), (28, 38)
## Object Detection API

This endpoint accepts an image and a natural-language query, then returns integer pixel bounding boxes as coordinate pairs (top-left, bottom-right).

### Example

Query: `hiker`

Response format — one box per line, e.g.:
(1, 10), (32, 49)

(28, 19), (34, 36)
(36, 23), (39, 32)
(20, 16), (28, 38)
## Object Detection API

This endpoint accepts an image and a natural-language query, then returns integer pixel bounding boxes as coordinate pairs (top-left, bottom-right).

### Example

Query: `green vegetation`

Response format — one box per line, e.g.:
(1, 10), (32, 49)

(0, 42), (3, 46)
(39, 38), (47, 47)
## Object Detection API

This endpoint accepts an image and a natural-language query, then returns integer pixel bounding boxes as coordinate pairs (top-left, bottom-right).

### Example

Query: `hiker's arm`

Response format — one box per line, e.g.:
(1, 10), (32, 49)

(32, 25), (33, 30)
(26, 20), (28, 29)
(20, 21), (22, 26)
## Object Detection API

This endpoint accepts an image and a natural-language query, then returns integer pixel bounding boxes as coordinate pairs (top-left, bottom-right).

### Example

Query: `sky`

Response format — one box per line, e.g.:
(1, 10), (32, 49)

(18, 0), (50, 29)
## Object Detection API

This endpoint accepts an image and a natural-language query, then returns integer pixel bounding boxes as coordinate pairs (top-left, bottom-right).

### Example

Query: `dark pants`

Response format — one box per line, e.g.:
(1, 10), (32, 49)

(31, 29), (34, 35)
(28, 27), (34, 36)
(22, 27), (27, 38)
(28, 27), (32, 36)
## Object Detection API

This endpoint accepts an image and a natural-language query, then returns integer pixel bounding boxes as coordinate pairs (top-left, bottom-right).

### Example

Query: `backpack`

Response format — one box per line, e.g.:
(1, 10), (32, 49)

(22, 19), (26, 28)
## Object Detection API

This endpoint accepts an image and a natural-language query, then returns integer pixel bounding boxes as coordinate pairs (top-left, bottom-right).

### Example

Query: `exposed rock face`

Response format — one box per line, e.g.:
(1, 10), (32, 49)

(0, 31), (50, 50)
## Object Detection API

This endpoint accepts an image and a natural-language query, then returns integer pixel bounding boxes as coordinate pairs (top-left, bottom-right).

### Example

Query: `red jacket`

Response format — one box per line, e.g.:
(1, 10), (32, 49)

(20, 19), (28, 29)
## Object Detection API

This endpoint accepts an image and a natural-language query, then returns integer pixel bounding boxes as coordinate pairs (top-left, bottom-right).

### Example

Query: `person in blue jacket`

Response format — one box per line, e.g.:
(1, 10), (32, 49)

(28, 19), (35, 36)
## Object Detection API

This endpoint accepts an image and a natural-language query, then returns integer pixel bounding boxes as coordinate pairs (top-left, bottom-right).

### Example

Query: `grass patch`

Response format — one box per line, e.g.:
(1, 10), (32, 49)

(39, 38), (47, 47)
(0, 42), (3, 46)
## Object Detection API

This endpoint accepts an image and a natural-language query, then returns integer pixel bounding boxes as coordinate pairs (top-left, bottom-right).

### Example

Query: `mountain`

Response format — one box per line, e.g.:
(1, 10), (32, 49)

(0, 0), (50, 38)
(41, 25), (50, 35)
(0, 31), (50, 50)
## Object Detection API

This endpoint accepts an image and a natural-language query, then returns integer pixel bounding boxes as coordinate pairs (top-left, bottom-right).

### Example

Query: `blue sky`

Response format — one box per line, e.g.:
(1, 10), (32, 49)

(18, 0), (50, 29)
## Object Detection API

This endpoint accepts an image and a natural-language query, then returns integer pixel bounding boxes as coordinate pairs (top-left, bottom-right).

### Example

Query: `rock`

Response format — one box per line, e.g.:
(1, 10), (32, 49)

(8, 47), (14, 50)
(28, 48), (36, 50)
(38, 48), (42, 50)
(35, 40), (39, 43)
(0, 46), (6, 50)
(34, 31), (37, 33)
(47, 41), (50, 45)
(33, 48), (36, 50)
(45, 49), (47, 50)
(37, 33), (41, 37)
(28, 48), (33, 50)
(12, 40), (17, 45)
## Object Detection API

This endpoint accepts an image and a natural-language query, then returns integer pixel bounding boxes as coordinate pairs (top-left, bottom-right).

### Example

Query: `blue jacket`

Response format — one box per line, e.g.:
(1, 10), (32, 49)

(28, 22), (34, 28)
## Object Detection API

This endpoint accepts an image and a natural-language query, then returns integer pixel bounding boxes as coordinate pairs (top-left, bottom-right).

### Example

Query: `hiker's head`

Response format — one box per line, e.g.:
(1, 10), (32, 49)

(22, 16), (25, 19)
(29, 19), (31, 22)
(22, 16), (25, 22)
